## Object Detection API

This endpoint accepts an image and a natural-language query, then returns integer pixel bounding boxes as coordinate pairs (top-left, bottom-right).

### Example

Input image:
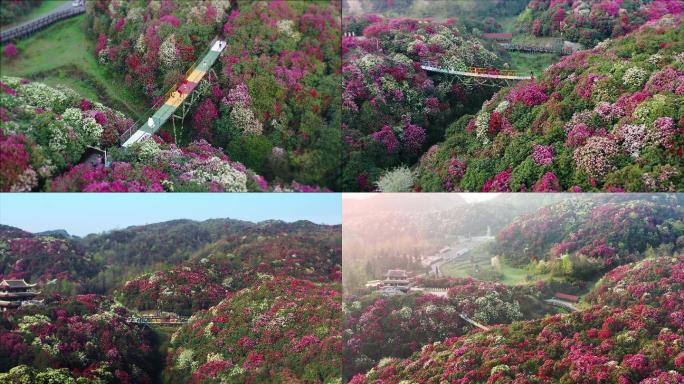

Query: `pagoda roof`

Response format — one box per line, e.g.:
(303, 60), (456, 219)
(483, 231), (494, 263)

(0, 279), (37, 288)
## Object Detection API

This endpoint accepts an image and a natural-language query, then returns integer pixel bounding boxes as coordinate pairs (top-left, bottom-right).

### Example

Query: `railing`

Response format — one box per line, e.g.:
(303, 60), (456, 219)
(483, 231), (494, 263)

(421, 63), (533, 80)
(0, 6), (86, 45)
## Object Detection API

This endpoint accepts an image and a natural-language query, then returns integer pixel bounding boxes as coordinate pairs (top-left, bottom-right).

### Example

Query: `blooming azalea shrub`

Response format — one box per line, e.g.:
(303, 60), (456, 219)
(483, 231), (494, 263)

(164, 277), (341, 384)
(586, 256), (684, 311)
(119, 224), (341, 315)
(342, 15), (503, 190)
(496, 198), (684, 277)
(0, 295), (157, 383)
(416, 18), (684, 191)
(86, 0), (341, 189)
(517, 0), (684, 47)
(0, 224), (98, 290)
(352, 302), (684, 383)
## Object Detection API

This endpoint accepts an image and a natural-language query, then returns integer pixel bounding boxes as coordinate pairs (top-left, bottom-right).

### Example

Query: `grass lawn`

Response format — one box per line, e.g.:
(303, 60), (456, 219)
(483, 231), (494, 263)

(1, 0), (71, 31)
(0, 15), (147, 118)
(509, 52), (559, 77)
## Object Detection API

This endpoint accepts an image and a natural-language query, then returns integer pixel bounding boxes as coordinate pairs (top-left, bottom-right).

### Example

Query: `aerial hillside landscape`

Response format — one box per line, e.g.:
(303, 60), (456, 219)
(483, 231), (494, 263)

(1, 0), (341, 191)
(343, 193), (684, 383)
(342, 0), (683, 191)
(0, 195), (342, 383)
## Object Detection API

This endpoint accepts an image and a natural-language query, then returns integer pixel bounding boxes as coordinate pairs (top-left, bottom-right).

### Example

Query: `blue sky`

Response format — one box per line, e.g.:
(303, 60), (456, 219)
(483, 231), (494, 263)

(0, 194), (341, 236)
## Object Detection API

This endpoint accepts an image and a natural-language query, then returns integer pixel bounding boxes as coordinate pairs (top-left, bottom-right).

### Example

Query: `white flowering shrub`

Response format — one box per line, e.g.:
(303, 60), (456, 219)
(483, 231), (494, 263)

(159, 33), (179, 70)
(79, 117), (103, 146)
(18, 82), (69, 112)
(134, 138), (161, 161)
(376, 166), (414, 192)
(475, 111), (491, 145)
(622, 67), (649, 90)
(229, 104), (263, 135)
(176, 348), (194, 370)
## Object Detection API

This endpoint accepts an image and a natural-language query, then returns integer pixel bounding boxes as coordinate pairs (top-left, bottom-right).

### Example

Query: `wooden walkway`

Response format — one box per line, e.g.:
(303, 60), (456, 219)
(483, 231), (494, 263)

(120, 38), (227, 146)
(0, 5), (85, 45)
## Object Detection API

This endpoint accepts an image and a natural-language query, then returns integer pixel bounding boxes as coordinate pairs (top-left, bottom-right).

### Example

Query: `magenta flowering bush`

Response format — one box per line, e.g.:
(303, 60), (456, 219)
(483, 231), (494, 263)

(165, 277), (341, 383)
(416, 17), (683, 191)
(2, 44), (17, 59)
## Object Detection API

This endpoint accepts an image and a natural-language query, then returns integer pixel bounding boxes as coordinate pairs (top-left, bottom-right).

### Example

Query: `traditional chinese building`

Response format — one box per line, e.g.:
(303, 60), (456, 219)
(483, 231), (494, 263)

(0, 279), (40, 311)
(383, 269), (411, 292)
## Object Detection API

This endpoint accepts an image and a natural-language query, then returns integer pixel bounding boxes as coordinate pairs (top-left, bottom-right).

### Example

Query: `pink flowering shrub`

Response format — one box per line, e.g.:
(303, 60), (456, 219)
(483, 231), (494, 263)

(482, 167), (512, 192)
(533, 171), (561, 191)
(532, 144), (554, 165)
(507, 81), (548, 107)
